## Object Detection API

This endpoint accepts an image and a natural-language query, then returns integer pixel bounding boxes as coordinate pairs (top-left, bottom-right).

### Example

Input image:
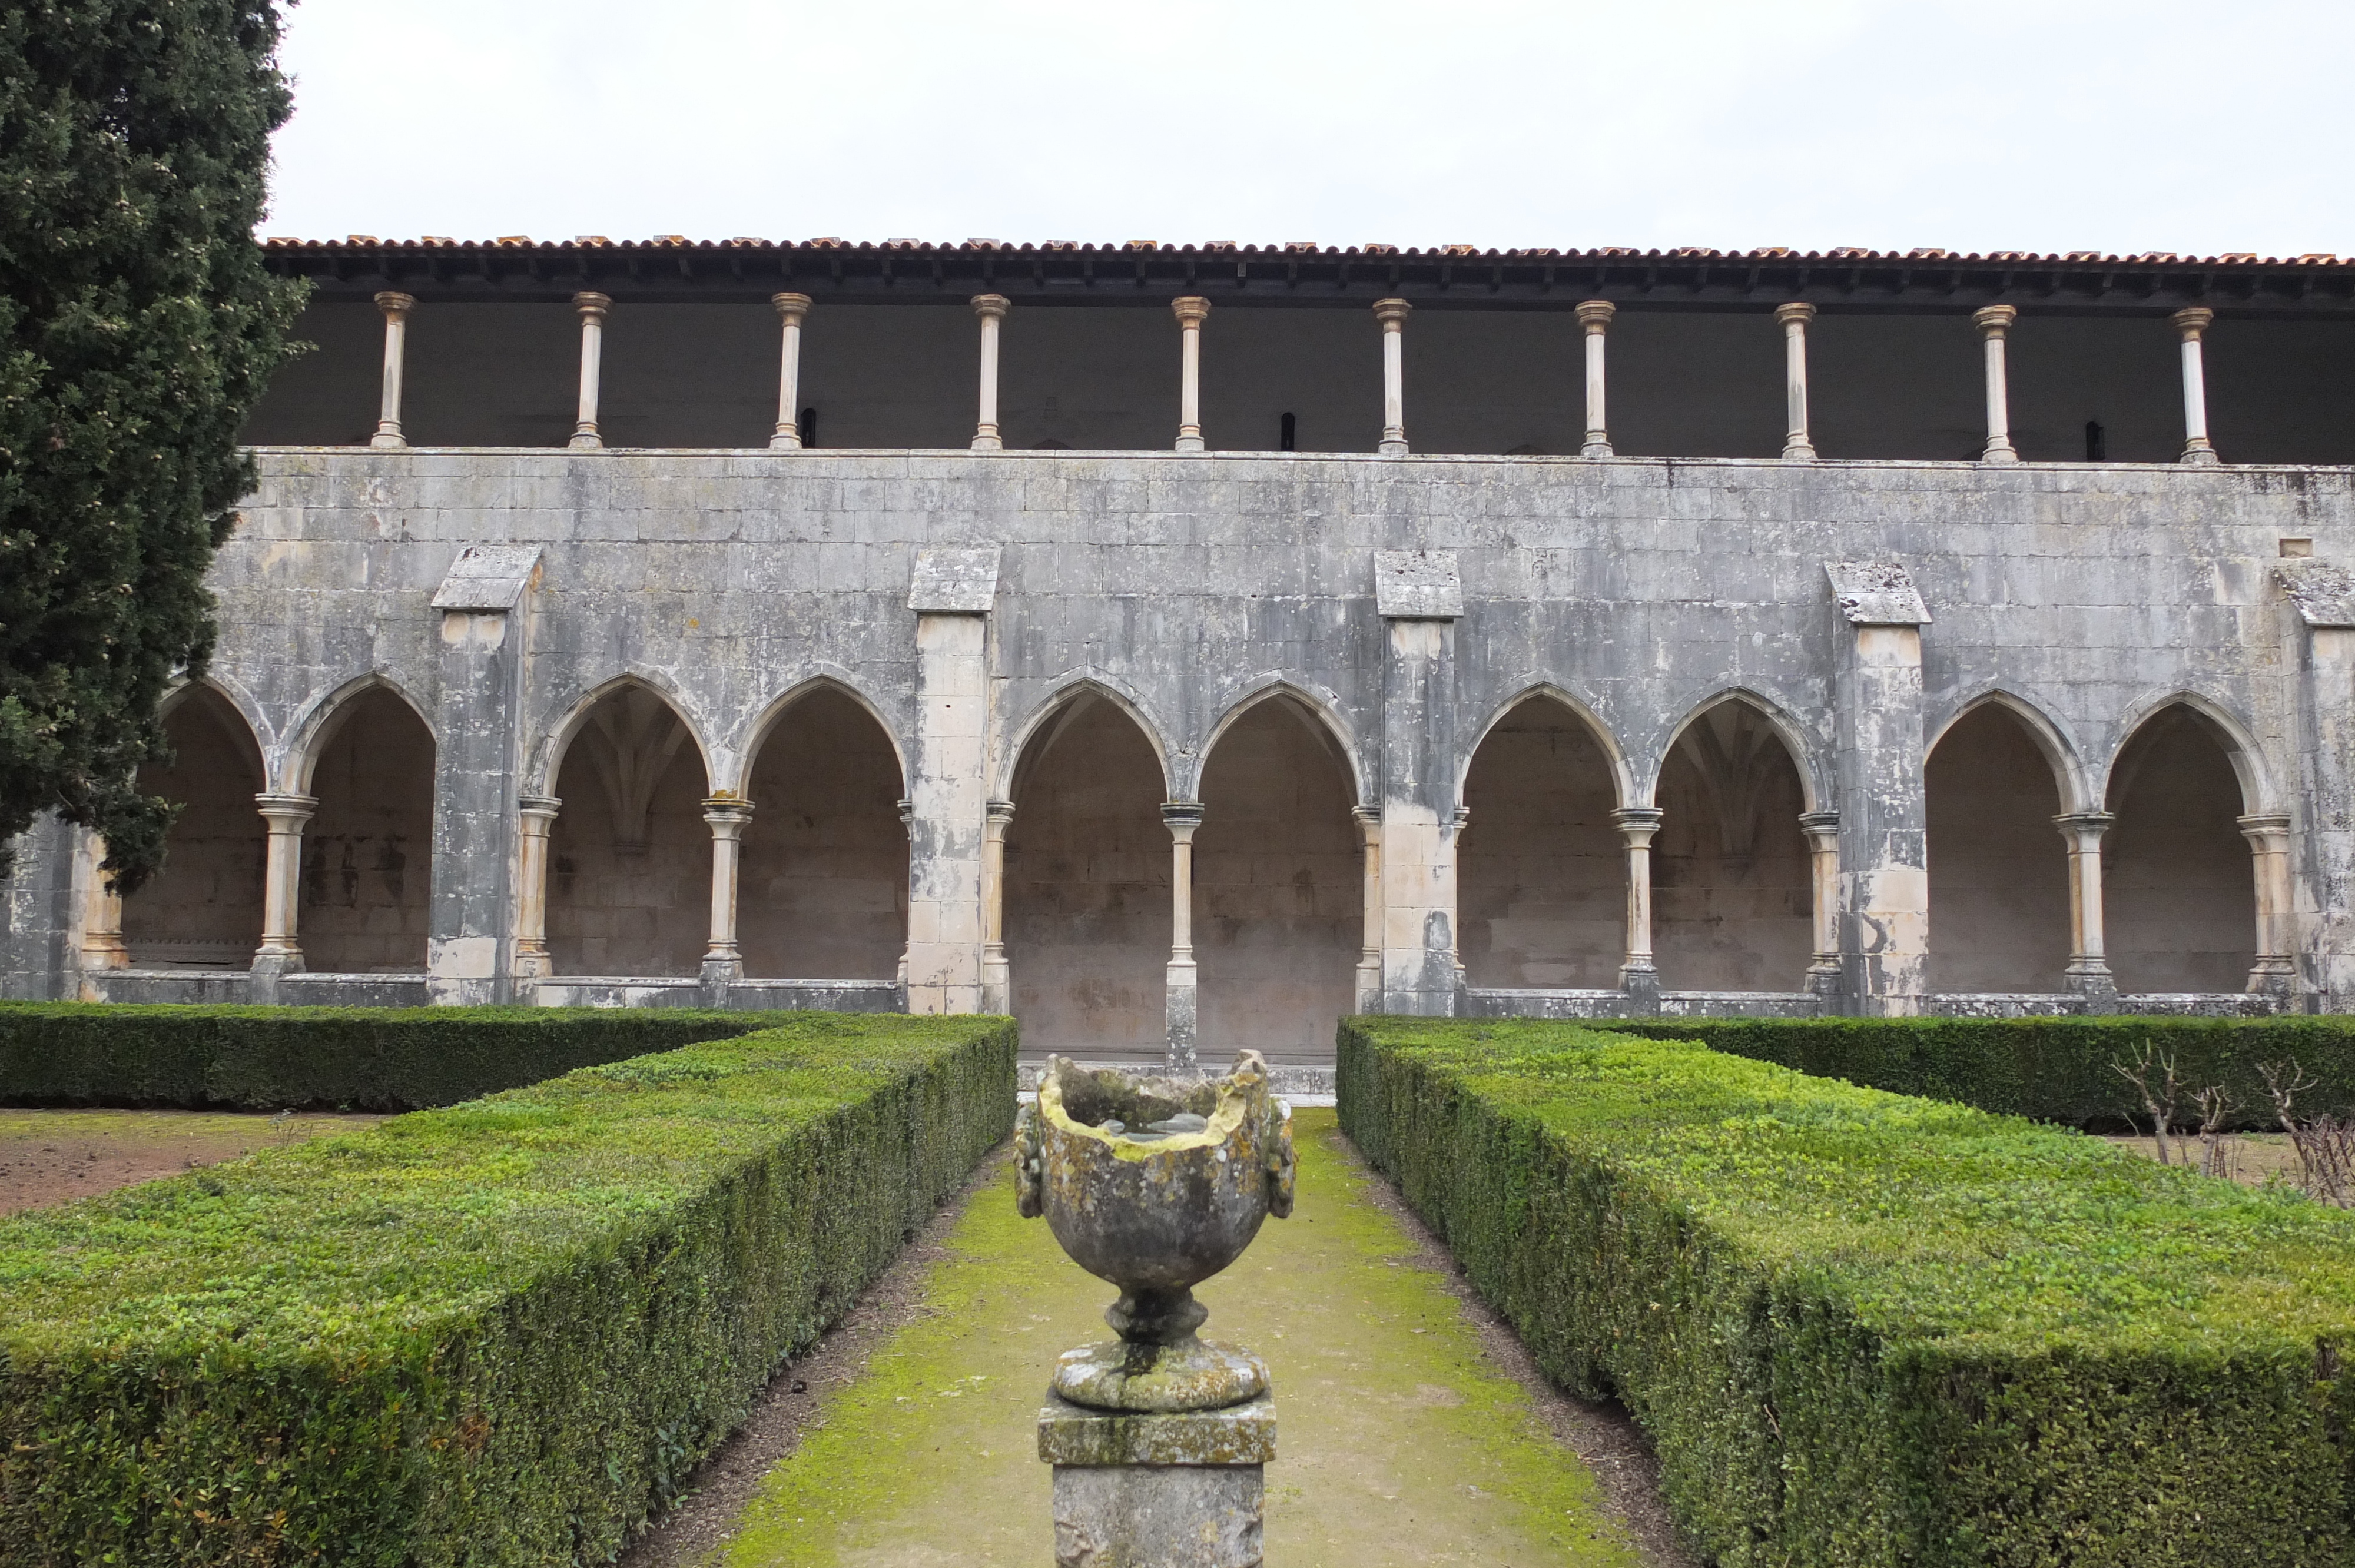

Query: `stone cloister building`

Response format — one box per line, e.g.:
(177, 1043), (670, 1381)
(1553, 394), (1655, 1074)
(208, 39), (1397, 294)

(7, 237), (2355, 1062)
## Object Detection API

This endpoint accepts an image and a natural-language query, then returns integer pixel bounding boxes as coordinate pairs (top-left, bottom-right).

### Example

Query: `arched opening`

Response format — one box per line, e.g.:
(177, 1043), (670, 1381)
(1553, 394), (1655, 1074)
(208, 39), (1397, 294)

(1004, 694), (1169, 1059)
(1458, 697), (1623, 988)
(1654, 700), (1813, 991)
(738, 687), (908, 979)
(1195, 697), (1361, 1062)
(1924, 704), (2071, 992)
(298, 687), (434, 973)
(121, 686), (266, 967)
(546, 685), (712, 977)
(2104, 705), (2258, 993)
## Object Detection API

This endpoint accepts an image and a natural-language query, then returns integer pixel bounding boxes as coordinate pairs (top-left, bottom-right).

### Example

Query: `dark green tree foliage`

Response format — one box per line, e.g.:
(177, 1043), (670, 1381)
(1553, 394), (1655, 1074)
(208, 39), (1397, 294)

(0, 0), (304, 890)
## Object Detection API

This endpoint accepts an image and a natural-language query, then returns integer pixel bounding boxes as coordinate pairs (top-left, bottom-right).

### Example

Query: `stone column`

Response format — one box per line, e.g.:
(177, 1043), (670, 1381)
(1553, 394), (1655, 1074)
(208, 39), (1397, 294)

(981, 798), (1014, 1014)
(569, 291), (611, 450)
(370, 291), (415, 449)
(1173, 296), (1210, 452)
(2054, 811), (2117, 1005)
(1825, 563), (1932, 1015)
(972, 294), (1010, 451)
(897, 796), (916, 996)
(2172, 306), (2220, 465)
(427, 545), (542, 1004)
(1163, 802), (1205, 1070)
(1374, 298), (1412, 456)
(75, 832), (130, 986)
(1375, 551), (1462, 1014)
(1354, 805), (1384, 1015)
(2240, 812), (2297, 997)
(769, 292), (811, 450)
(1798, 810), (1842, 1003)
(1576, 299), (1614, 457)
(1776, 301), (1817, 460)
(512, 795), (560, 984)
(701, 796), (753, 992)
(252, 792), (317, 989)
(905, 549), (1000, 1015)
(1973, 304), (2019, 464)
(1613, 806), (1663, 1011)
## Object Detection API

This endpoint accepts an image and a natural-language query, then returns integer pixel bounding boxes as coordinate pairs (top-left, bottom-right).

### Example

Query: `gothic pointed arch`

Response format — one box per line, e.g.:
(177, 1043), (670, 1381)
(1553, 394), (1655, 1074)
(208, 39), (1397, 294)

(1651, 692), (1814, 992)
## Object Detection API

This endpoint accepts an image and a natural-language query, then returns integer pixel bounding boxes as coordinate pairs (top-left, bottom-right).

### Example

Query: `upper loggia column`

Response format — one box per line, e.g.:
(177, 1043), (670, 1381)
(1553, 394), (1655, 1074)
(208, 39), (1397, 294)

(2172, 306), (2220, 464)
(1171, 296), (1209, 452)
(769, 293), (811, 450)
(512, 795), (560, 985)
(2240, 812), (2298, 998)
(1973, 305), (2020, 464)
(1353, 805), (1384, 1015)
(569, 291), (611, 450)
(1375, 551), (1462, 1014)
(1163, 802), (1205, 1070)
(1576, 299), (1615, 457)
(1824, 562), (1932, 1015)
(1798, 810), (1843, 1004)
(370, 291), (414, 449)
(905, 548), (1000, 1015)
(981, 798), (1014, 1014)
(1374, 298), (1412, 456)
(1776, 301), (1817, 459)
(2054, 811), (2118, 1006)
(972, 295), (1011, 451)
(425, 544), (543, 1004)
(251, 792), (317, 996)
(701, 796), (754, 995)
(1612, 806), (1664, 1012)
(2278, 561), (2355, 1008)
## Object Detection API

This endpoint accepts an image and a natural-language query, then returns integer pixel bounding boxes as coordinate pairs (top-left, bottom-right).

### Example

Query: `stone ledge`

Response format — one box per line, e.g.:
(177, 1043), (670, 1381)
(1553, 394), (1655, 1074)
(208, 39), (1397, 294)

(1038, 1392), (1275, 1467)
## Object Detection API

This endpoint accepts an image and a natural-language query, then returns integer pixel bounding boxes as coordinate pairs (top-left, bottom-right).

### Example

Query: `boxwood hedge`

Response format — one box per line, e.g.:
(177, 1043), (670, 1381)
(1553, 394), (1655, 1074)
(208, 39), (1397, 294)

(0, 1011), (1017, 1567)
(1340, 1016), (2355, 1568)
(1580, 1013), (2355, 1128)
(0, 1001), (777, 1110)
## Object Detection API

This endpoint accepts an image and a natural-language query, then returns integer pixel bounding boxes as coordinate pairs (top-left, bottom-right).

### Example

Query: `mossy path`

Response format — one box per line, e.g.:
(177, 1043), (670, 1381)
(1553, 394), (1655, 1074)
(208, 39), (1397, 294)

(721, 1109), (1644, 1567)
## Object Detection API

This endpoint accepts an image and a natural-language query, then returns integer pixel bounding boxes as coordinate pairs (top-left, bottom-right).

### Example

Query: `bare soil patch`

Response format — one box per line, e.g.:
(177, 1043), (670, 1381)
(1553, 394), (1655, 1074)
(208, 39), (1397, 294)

(0, 1108), (386, 1215)
(2105, 1131), (2300, 1188)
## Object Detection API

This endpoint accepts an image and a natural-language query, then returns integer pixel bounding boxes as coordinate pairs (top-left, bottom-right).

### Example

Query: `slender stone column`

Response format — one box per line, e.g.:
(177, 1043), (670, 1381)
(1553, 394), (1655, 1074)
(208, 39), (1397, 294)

(252, 792), (317, 983)
(1576, 299), (1615, 457)
(1776, 301), (1817, 460)
(769, 293), (811, 450)
(2172, 306), (2220, 465)
(569, 291), (611, 450)
(2054, 811), (2117, 1004)
(1163, 802), (1205, 1070)
(972, 295), (1010, 451)
(2240, 812), (2297, 996)
(1374, 298), (1412, 456)
(512, 796), (560, 983)
(701, 796), (753, 990)
(75, 831), (130, 986)
(370, 291), (415, 449)
(1613, 807), (1663, 1011)
(1172, 297), (1210, 452)
(981, 798), (1014, 1014)
(1798, 810), (1842, 1003)
(897, 797), (916, 994)
(1353, 804), (1383, 1015)
(1973, 304), (2019, 464)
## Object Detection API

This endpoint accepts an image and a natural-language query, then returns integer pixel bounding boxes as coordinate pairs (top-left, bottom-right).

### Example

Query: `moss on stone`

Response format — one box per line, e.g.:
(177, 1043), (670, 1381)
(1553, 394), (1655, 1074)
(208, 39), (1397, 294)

(726, 1109), (1644, 1567)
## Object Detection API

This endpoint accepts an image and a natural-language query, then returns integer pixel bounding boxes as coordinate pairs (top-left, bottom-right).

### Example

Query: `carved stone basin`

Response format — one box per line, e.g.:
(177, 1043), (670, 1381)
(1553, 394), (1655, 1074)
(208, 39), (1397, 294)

(1017, 1049), (1296, 1412)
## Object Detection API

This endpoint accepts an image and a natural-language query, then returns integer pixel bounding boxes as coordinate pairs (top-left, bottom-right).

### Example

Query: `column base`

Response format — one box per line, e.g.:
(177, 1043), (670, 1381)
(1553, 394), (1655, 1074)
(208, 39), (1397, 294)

(768, 431), (802, 451)
(1354, 959), (1382, 1017)
(1175, 435), (1206, 454)
(568, 431), (603, 450)
(2062, 961), (2118, 1014)
(2180, 441), (2221, 466)
(369, 428), (407, 450)
(1376, 438), (1409, 457)
(249, 947), (304, 1005)
(2247, 959), (2298, 999)
(1980, 441), (2020, 464)
(1580, 439), (1614, 458)
(972, 430), (1003, 452)
(1166, 964), (1199, 1072)
(701, 954), (743, 1003)
(1041, 1394), (1271, 1568)
(1618, 962), (1661, 1014)
(1781, 440), (1817, 460)
(982, 946), (1011, 1017)
(1805, 962), (1845, 1006)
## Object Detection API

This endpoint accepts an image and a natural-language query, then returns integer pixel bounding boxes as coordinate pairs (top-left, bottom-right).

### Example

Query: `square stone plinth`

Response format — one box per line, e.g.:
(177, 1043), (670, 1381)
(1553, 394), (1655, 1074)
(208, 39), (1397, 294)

(1040, 1394), (1274, 1568)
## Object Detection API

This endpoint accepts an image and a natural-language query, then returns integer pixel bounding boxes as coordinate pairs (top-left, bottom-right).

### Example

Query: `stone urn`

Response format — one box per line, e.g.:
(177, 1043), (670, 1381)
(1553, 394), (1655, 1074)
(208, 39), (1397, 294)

(1017, 1049), (1296, 1412)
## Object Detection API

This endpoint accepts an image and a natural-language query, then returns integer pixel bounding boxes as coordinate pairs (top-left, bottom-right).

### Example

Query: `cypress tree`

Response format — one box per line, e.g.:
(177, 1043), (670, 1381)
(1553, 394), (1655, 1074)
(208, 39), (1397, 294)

(0, 0), (305, 891)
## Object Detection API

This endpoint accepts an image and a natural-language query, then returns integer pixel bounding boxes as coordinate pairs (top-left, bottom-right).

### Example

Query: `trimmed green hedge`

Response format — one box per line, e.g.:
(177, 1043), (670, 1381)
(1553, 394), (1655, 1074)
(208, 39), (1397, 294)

(0, 1001), (777, 1111)
(1578, 1014), (2355, 1128)
(1341, 1016), (2355, 1567)
(0, 1012), (1017, 1567)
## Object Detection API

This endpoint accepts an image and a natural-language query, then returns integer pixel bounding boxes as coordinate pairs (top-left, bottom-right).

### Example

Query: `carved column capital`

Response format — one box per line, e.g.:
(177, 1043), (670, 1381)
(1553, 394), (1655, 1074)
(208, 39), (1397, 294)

(1574, 298), (1615, 333)
(1171, 295), (1211, 327)
(2171, 305), (2214, 342)
(1372, 297), (1413, 329)
(1162, 800), (1206, 841)
(374, 290), (415, 320)
(573, 290), (612, 321)
(1774, 300), (1817, 328)
(971, 293), (1011, 321)
(1610, 805), (1664, 846)
(771, 291), (811, 323)
(1972, 303), (2016, 338)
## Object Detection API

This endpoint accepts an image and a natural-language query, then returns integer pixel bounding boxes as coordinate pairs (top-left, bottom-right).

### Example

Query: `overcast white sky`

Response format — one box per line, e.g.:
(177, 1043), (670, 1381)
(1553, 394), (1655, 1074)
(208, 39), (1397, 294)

(265, 0), (2353, 260)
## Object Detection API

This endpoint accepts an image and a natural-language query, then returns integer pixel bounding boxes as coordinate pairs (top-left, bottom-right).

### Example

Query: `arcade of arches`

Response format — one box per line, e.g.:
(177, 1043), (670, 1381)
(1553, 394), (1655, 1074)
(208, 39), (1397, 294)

(101, 680), (2290, 1046)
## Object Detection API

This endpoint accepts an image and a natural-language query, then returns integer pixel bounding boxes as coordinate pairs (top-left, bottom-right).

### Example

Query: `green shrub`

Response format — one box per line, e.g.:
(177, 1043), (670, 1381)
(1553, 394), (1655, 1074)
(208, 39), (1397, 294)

(1578, 1014), (2355, 1128)
(0, 1011), (1017, 1567)
(1340, 1016), (2355, 1568)
(0, 1001), (778, 1110)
